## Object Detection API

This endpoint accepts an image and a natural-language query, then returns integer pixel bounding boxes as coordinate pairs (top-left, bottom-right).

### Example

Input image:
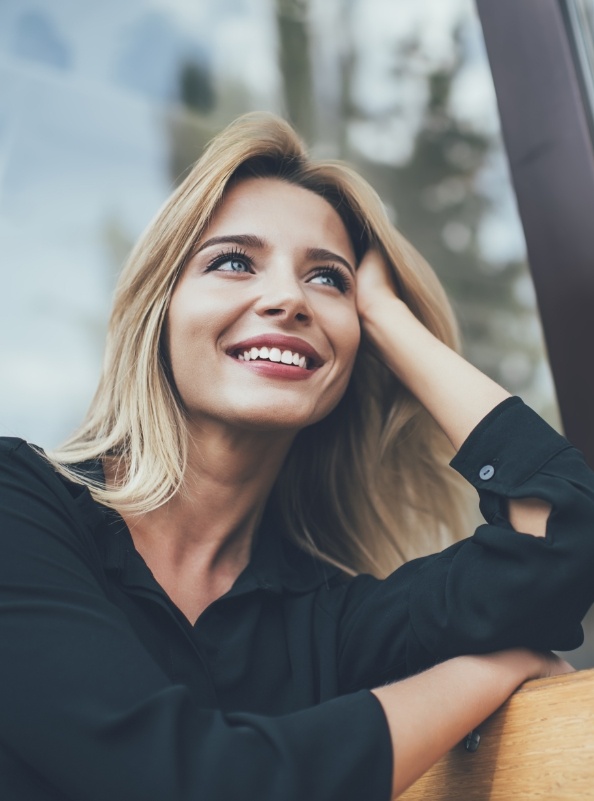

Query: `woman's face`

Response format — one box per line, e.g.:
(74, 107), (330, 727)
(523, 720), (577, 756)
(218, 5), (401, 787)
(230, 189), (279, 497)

(167, 177), (360, 434)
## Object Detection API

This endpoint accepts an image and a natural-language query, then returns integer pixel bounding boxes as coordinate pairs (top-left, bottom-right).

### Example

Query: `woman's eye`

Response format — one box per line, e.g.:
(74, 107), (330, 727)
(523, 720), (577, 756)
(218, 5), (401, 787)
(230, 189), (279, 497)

(309, 267), (350, 293)
(205, 251), (253, 274)
(216, 258), (251, 273)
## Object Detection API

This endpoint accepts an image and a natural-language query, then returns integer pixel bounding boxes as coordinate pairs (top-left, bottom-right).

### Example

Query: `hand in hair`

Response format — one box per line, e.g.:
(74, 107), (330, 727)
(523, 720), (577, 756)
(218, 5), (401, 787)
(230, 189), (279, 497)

(356, 247), (510, 450)
(356, 248), (550, 538)
(354, 247), (401, 319)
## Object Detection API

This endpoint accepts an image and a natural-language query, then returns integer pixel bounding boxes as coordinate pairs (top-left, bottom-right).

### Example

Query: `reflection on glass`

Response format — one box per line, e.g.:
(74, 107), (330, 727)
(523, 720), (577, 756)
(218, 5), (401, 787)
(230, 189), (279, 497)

(0, 0), (559, 441)
(0, 0), (590, 666)
(564, 0), (594, 125)
(12, 10), (72, 69)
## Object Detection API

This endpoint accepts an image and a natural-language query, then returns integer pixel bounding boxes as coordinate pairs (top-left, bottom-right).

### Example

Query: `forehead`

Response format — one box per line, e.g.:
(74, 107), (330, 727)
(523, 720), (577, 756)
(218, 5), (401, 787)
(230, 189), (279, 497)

(203, 177), (355, 260)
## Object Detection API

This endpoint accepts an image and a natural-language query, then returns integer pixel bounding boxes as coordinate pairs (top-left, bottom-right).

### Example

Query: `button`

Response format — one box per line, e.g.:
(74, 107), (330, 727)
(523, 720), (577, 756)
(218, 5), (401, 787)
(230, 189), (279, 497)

(479, 464), (495, 480)
(465, 730), (481, 753)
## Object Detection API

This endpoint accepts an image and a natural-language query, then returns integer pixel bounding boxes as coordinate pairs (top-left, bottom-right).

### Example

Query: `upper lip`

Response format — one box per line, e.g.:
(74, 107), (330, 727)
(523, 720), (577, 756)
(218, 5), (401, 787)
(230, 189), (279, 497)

(226, 334), (324, 368)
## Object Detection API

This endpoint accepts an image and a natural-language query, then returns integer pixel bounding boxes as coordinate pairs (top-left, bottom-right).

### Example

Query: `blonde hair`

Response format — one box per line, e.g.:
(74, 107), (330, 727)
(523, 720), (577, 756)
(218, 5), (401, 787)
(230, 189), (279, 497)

(50, 112), (469, 576)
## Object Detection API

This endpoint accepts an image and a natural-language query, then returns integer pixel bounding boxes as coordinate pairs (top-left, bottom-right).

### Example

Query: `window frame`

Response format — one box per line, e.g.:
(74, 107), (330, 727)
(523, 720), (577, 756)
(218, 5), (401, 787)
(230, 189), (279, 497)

(476, 0), (594, 466)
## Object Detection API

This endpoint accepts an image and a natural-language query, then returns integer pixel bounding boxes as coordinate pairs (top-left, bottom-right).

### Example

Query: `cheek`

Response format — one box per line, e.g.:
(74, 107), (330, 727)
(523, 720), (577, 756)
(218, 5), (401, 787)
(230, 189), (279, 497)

(165, 304), (188, 377)
(167, 285), (216, 357)
(165, 291), (209, 390)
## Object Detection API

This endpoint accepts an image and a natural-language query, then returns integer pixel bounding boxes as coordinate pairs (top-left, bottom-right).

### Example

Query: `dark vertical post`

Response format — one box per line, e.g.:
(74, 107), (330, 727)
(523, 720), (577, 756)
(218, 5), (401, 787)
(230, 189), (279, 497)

(476, 0), (594, 466)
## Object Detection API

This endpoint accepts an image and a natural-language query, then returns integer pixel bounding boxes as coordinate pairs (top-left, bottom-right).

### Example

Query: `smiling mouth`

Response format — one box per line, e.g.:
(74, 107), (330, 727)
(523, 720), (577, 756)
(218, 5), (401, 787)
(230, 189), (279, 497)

(231, 346), (314, 370)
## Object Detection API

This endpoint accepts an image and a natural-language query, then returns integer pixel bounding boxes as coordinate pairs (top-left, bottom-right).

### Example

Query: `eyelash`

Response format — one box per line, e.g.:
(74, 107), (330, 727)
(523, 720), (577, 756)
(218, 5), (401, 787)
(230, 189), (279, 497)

(205, 248), (253, 273)
(310, 266), (351, 293)
(205, 248), (352, 294)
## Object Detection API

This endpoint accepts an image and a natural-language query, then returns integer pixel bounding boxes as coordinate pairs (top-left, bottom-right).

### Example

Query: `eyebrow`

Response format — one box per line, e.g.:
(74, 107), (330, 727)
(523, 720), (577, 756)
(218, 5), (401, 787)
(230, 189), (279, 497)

(306, 247), (355, 275)
(194, 235), (355, 275)
(195, 234), (265, 253)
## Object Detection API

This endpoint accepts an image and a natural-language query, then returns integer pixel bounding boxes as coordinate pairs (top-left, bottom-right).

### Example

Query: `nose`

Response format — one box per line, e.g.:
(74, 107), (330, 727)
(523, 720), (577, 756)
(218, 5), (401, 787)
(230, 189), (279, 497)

(254, 270), (313, 324)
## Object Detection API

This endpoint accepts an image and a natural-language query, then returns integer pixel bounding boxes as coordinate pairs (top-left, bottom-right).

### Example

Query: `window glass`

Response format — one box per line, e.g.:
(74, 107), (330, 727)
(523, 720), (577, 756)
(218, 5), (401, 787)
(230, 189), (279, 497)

(564, 0), (594, 125)
(0, 0), (559, 448)
(1, 0), (591, 666)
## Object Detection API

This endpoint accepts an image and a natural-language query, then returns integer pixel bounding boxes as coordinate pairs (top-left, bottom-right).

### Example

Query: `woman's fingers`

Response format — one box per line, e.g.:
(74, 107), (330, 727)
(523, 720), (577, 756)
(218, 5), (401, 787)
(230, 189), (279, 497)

(522, 649), (575, 681)
(355, 248), (399, 320)
(537, 652), (575, 679)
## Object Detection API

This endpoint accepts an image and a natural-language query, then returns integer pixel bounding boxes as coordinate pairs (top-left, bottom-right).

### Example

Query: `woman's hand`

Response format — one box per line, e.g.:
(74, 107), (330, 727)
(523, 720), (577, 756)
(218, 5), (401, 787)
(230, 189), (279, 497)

(355, 248), (401, 323)
(527, 650), (575, 681)
(354, 248), (552, 536)
(373, 648), (574, 799)
(355, 247), (510, 450)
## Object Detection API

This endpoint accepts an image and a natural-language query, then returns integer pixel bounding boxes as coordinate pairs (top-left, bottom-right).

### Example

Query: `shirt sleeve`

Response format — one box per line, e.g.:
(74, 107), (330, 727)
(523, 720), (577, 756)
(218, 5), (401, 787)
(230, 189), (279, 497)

(335, 397), (594, 691)
(0, 438), (393, 801)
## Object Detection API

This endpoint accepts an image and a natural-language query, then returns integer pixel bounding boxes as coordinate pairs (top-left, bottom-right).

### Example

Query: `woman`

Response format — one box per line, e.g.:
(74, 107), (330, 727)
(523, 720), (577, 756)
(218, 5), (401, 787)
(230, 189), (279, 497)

(1, 113), (592, 801)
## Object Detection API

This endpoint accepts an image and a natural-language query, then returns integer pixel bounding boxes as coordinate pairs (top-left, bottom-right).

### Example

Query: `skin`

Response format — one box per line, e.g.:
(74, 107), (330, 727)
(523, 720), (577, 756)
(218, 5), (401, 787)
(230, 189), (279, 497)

(120, 177), (361, 623)
(356, 250), (570, 796)
(357, 250), (553, 536)
(115, 177), (572, 799)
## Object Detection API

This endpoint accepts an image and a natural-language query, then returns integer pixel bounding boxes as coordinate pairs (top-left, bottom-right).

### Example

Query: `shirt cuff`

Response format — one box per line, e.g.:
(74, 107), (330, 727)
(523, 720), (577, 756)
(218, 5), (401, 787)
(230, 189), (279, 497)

(450, 396), (571, 494)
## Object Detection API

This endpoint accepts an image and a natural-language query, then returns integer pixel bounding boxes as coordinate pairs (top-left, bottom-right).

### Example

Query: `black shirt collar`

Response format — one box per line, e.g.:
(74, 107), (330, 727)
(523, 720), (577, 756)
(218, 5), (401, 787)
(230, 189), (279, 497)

(70, 459), (341, 597)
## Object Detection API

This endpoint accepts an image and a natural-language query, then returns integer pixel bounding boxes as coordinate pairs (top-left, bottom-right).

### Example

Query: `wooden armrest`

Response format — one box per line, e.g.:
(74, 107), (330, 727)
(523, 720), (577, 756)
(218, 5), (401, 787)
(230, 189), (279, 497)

(399, 667), (594, 800)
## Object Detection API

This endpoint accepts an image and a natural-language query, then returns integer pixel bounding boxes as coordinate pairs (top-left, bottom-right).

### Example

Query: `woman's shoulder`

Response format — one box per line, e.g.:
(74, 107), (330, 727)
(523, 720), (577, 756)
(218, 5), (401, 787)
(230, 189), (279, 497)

(1, 435), (64, 486)
(0, 436), (99, 518)
(0, 435), (52, 481)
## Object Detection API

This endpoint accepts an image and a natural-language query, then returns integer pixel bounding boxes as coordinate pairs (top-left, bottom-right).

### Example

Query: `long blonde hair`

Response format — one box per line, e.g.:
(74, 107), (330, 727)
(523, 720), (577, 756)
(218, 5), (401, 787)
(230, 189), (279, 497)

(50, 112), (469, 576)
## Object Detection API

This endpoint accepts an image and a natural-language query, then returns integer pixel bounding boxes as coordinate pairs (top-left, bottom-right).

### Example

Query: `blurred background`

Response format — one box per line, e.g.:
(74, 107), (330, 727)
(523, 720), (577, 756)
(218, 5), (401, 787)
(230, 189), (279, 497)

(1, 0), (591, 664)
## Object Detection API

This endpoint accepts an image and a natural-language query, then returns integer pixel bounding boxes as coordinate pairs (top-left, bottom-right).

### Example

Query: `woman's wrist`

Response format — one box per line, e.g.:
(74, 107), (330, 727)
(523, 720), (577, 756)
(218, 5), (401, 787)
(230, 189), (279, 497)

(466, 648), (540, 686)
(371, 648), (573, 798)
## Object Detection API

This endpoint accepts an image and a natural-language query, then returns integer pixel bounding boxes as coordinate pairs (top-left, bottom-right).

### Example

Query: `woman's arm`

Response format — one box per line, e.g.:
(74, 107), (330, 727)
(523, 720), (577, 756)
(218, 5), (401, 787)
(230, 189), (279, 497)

(372, 648), (573, 799)
(356, 250), (510, 449)
(356, 249), (550, 537)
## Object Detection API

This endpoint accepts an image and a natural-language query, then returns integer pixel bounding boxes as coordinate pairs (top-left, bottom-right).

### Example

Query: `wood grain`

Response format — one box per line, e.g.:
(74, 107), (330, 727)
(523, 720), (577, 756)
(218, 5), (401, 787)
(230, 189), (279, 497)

(399, 668), (594, 800)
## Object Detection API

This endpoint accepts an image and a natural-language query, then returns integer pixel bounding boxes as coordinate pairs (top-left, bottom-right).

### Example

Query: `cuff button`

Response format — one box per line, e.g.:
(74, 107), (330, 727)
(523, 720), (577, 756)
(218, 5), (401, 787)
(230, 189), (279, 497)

(479, 464), (495, 480)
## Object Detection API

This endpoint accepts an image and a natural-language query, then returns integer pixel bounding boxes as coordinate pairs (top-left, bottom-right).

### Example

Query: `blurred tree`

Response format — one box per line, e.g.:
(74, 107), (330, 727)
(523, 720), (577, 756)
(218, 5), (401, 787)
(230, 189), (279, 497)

(349, 41), (544, 402)
(275, 0), (316, 143)
(180, 61), (216, 115)
(167, 59), (218, 186)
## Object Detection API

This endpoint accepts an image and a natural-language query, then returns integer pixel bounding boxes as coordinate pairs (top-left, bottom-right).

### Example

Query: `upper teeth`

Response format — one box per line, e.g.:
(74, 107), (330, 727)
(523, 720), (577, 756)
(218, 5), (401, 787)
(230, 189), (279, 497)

(237, 347), (308, 368)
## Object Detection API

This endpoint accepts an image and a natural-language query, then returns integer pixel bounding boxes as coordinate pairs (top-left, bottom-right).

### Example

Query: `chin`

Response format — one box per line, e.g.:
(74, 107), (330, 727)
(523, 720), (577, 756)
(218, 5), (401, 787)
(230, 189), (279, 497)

(183, 385), (348, 434)
(236, 407), (323, 432)
(222, 398), (339, 433)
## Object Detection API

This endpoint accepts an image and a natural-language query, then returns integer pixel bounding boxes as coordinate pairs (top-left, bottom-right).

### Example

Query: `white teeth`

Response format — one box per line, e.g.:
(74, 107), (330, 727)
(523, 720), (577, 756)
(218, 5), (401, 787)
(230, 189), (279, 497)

(236, 346), (311, 368)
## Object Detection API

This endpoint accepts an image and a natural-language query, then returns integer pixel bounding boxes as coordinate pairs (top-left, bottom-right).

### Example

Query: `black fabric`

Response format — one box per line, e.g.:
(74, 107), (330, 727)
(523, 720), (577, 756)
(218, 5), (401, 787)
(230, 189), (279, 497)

(0, 396), (593, 801)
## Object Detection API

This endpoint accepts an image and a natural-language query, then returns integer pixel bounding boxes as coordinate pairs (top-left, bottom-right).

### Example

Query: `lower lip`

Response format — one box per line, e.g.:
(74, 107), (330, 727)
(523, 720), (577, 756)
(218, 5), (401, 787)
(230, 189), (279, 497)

(232, 357), (316, 381)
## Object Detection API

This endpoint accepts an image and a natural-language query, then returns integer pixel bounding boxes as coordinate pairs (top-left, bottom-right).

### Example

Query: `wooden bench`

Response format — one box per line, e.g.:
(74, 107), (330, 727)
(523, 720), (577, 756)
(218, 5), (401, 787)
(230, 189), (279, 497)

(400, 668), (594, 800)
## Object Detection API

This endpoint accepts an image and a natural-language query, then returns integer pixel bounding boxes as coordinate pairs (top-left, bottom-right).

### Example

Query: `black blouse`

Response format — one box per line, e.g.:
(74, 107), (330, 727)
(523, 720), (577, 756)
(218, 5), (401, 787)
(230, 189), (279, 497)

(1, 397), (594, 801)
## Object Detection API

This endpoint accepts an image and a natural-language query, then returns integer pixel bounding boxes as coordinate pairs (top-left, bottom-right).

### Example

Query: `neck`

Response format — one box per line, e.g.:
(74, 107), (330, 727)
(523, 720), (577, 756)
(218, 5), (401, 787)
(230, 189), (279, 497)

(181, 422), (293, 551)
(118, 420), (295, 572)
(109, 420), (296, 624)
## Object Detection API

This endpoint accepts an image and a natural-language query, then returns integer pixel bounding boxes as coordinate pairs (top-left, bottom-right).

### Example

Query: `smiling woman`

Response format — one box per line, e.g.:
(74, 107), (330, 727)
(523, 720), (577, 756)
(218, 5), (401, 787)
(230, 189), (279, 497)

(1, 113), (594, 801)
(167, 178), (360, 436)
(46, 114), (467, 576)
